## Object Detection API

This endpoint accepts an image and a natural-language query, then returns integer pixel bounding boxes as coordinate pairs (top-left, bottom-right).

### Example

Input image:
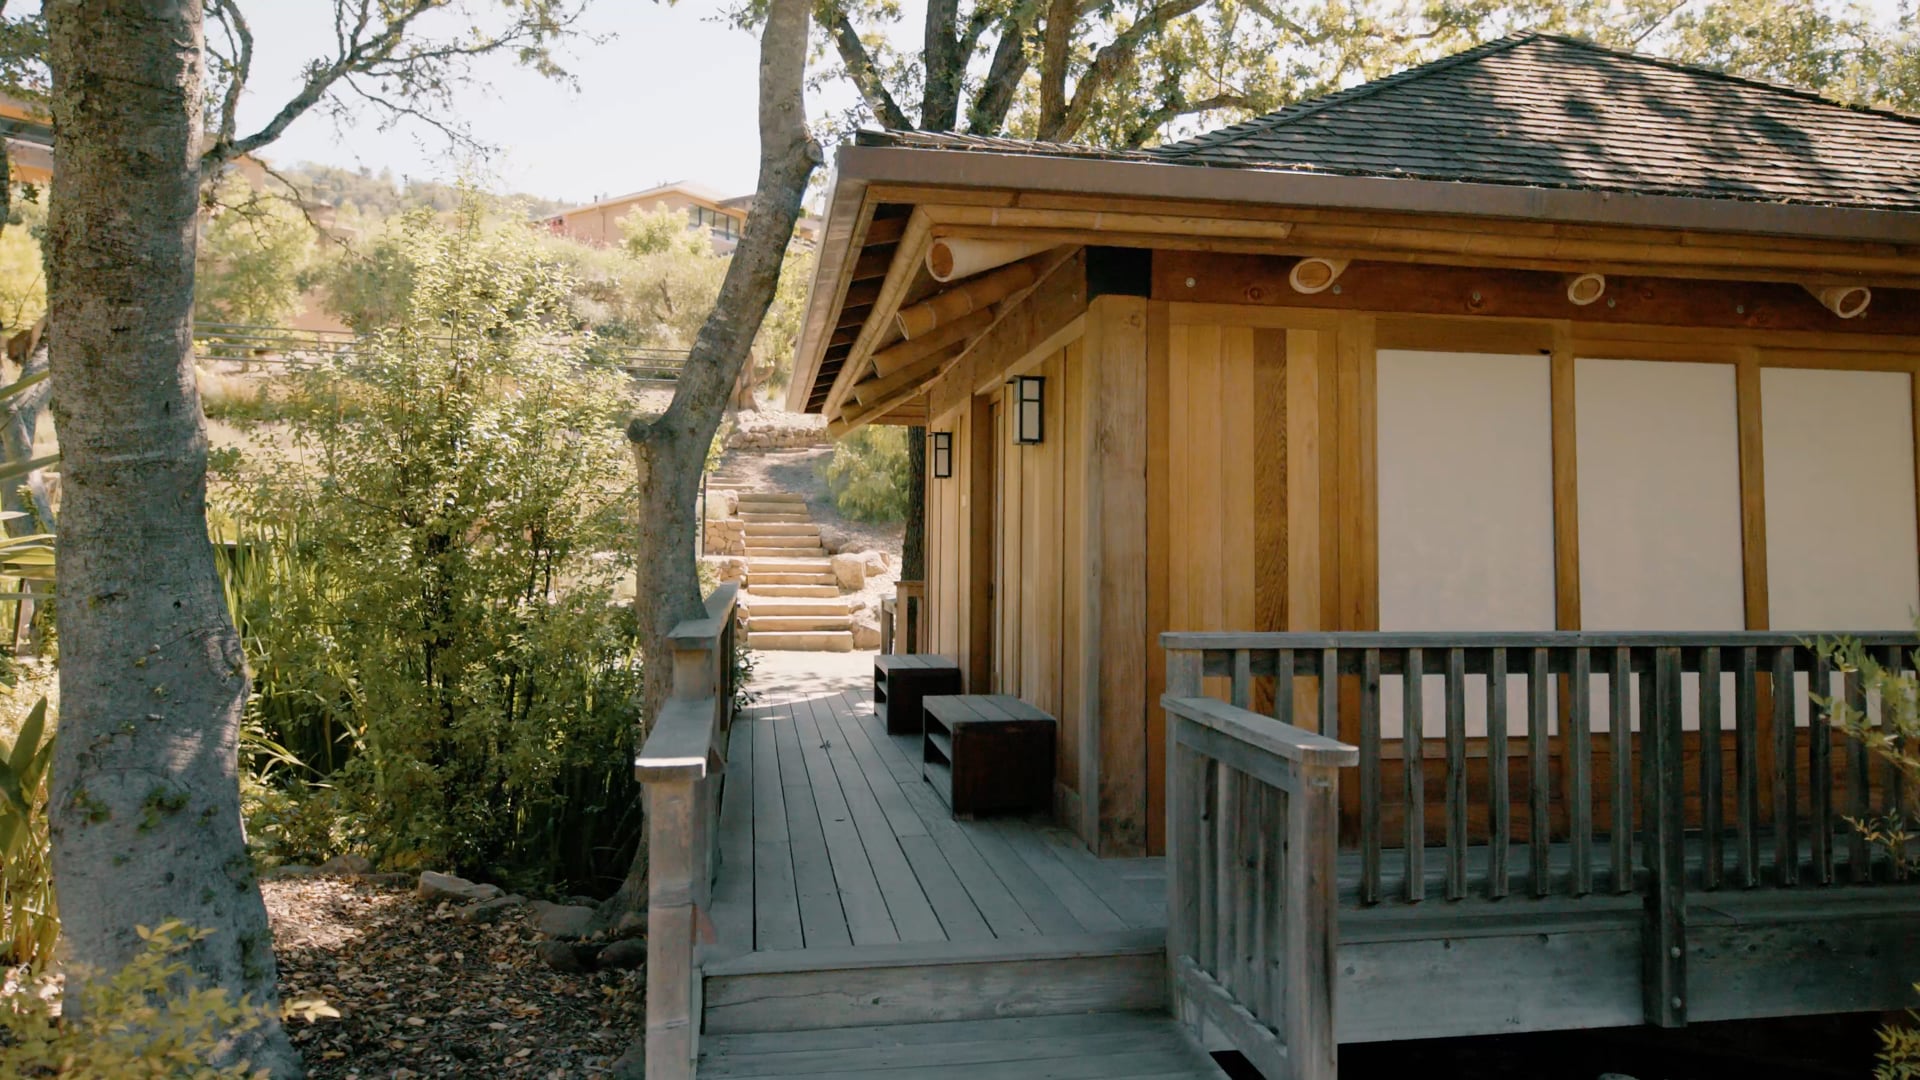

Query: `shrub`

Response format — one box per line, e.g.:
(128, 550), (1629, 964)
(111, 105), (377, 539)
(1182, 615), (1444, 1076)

(0, 922), (275, 1079)
(225, 195), (644, 894)
(821, 425), (910, 523)
(0, 695), (54, 970)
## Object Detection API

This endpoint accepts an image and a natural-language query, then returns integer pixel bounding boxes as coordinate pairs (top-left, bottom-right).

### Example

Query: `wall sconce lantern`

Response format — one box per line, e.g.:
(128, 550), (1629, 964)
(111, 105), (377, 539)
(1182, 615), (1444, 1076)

(1010, 375), (1045, 445)
(931, 431), (953, 479)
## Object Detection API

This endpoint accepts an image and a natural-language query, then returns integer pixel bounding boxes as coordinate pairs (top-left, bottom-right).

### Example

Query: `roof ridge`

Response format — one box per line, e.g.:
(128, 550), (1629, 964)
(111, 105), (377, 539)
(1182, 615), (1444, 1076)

(1157, 32), (1541, 157)
(1525, 30), (1920, 128)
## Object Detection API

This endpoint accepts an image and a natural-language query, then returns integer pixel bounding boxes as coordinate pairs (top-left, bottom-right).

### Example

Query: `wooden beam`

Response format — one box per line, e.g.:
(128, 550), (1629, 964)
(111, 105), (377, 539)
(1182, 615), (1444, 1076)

(1736, 353), (1769, 632)
(861, 214), (910, 246)
(1551, 329), (1581, 632)
(869, 309), (995, 379)
(851, 342), (962, 406)
(1154, 253), (1920, 335)
(895, 257), (1044, 339)
(923, 202), (1296, 243)
(824, 207), (934, 419)
(924, 248), (1088, 422)
(851, 247), (896, 281)
(1146, 300), (1172, 856)
(1335, 315), (1378, 632)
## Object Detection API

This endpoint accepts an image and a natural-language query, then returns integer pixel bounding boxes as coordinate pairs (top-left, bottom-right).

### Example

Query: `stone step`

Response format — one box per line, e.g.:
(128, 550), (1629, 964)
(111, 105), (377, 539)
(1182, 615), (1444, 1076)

(752, 571), (839, 586)
(747, 614), (854, 632)
(746, 584), (842, 598)
(745, 533), (825, 548)
(743, 522), (821, 536)
(747, 630), (855, 652)
(747, 546), (828, 559)
(739, 512), (811, 524)
(739, 599), (853, 616)
(748, 557), (832, 572)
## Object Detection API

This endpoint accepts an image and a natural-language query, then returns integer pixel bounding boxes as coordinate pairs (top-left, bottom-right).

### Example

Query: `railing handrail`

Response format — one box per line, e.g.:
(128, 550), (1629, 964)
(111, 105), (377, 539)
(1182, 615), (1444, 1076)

(1164, 629), (1920, 650)
(1162, 694), (1356, 768)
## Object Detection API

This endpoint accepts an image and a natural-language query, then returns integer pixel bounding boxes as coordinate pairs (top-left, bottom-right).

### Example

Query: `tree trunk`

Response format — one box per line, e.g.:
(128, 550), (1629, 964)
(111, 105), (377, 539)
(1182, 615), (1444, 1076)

(904, 427), (926, 581)
(43, 3), (302, 1075)
(595, 0), (821, 933)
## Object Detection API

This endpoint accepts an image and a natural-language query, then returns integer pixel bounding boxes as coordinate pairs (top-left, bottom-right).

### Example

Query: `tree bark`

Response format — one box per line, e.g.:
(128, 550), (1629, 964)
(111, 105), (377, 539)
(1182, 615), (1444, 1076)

(44, 2), (301, 1074)
(597, 0), (820, 932)
(904, 425), (926, 577)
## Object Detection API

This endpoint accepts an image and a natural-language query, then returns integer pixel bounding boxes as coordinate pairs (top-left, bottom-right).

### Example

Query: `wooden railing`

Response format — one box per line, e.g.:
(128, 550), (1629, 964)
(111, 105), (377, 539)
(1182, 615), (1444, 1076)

(1164, 651), (1356, 1080)
(634, 582), (741, 1080)
(1165, 630), (1919, 1046)
(880, 579), (928, 654)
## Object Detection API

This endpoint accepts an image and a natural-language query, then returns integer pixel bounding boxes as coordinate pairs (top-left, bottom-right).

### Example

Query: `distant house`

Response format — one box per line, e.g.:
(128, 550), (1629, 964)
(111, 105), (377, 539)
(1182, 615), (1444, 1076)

(0, 94), (51, 186)
(541, 181), (821, 254)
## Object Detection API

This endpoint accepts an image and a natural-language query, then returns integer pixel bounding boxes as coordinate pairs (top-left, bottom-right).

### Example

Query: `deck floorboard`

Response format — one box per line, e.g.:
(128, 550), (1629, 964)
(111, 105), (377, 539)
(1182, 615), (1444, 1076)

(699, 1013), (1221, 1078)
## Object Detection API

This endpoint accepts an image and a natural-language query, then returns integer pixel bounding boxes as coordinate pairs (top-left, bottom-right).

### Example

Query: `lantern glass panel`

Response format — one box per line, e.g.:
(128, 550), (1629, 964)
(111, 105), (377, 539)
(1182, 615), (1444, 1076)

(1012, 375), (1045, 444)
(931, 432), (953, 478)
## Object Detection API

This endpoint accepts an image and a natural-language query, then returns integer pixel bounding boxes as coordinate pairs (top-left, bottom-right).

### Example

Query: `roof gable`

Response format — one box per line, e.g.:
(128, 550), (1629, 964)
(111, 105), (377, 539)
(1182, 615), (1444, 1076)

(1159, 33), (1920, 210)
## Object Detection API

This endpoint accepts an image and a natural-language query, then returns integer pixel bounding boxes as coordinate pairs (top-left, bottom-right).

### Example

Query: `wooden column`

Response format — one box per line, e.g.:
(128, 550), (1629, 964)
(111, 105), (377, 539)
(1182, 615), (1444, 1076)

(1083, 294), (1151, 855)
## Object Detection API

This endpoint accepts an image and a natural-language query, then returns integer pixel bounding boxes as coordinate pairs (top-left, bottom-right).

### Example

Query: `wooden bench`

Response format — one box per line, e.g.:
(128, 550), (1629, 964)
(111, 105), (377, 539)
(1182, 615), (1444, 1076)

(921, 694), (1056, 817)
(873, 653), (962, 736)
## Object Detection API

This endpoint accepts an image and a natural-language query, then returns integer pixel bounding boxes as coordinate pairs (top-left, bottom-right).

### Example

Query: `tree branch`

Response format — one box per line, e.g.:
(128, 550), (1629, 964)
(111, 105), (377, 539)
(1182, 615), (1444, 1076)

(1042, 0), (1207, 142)
(1035, 0), (1076, 136)
(817, 1), (913, 130)
(1122, 90), (1252, 147)
(207, 0), (253, 151)
(967, 0), (1040, 135)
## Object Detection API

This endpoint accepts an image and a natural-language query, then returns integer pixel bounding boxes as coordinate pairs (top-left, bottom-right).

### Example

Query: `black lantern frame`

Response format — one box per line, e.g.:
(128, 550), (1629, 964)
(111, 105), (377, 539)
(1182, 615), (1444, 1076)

(931, 430), (953, 478)
(1010, 374), (1045, 444)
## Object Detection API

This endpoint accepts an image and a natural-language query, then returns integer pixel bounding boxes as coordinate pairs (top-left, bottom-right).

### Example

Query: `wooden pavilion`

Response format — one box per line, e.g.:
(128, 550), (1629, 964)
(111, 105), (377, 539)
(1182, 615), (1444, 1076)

(637, 33), (1920, 1079)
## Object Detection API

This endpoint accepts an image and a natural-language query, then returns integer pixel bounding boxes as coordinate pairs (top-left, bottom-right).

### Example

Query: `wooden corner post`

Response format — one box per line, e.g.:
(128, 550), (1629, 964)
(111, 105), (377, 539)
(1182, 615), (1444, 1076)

(1083, 294), (1151, 855)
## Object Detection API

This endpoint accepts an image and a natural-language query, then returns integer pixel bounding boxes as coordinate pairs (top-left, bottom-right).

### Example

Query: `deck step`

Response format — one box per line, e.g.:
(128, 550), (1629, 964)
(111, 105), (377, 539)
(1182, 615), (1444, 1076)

(746, 630), (854, 652)
(745, 584), (843, 598)
(739, 599), (853, 617)
(698, 1012), (1219, 1078)
(702, 930), (1168, 1034)
(747, 614), (854, 632)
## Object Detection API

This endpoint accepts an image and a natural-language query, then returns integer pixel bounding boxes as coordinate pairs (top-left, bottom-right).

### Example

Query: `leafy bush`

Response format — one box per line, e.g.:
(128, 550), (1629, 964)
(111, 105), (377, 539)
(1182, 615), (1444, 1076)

(821, 425), (910, 523)
(1, 922), (275, 1079)
(0, 695), (54, 970)
(224, 195), (644, 894)
(194, 175), (316, 330)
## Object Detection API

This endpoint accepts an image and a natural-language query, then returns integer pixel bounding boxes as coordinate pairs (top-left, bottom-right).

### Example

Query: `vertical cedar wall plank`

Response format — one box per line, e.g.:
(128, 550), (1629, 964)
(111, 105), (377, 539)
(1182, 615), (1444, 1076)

(1087, 295), (1151, 856)
(1146, 303), (1172, 853)
(1254, 330), (1287, 635)
(1337, 315), (1379, 633)
(1287, 330), (1325, 633)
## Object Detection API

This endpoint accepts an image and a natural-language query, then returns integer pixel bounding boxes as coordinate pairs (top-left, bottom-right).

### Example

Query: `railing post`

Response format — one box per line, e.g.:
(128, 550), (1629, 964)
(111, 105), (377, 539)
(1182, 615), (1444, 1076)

(1643, 645), (1688, 1028)
(645, 779), (699, 1079)
(1286, 757), (1341, 1080)
(1166, 647), (1203, 1036)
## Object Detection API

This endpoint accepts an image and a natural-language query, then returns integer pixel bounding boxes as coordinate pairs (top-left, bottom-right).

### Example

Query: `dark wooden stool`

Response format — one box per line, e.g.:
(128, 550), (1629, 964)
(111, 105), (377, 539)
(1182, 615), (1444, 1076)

(922, 694), (1056, 817)
(873, 653), (961, 736)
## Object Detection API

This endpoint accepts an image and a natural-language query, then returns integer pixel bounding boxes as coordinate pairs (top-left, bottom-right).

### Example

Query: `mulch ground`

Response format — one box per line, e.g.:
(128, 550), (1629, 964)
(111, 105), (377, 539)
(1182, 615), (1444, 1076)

(263, 878), (642, 1079)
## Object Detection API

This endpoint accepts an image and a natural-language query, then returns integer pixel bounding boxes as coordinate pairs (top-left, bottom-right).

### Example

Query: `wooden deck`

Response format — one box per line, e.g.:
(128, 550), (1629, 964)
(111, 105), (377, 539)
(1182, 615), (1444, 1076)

(697, 685), (1211, 1075)
(709, 686), (1166, 954)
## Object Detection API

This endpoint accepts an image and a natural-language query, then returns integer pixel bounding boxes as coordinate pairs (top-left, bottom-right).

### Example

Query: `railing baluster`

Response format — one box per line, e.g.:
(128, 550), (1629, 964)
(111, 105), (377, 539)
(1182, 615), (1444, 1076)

(1445, 647), (1468, 900)
(1772, 645), (1799, 887)
(1274, 649), (1296, 727)
(1736, 646), (1761, 888)
(1231, 649), (1252, 710)
(1251, 780), (1273, 1024)
(1230, 770), (1255, 1001)
(1197, 757), (1217, 979)
(1644, 647), (1687, 1027)
(1885, 645), (1908, 881)
(1700, 646), (1724, 891)
(1319, 648), (1340, 740)
(1215, 762), (1236, 980)
(1529, 647), (1552, 898)
(1360, 648), (1382, 905)
(1610, 646), (1634, 895)
(1847, 666), (1872, 883)
(1810, 649), (1834, 884)
(1487, 646), (1510, 900)
(1404, 647), (1426, 903)
(1568, 647), (1594, 897)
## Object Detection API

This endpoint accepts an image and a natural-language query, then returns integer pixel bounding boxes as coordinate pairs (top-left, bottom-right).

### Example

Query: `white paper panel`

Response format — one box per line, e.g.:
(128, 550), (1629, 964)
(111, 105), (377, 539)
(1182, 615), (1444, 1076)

(1378, 350), (1555, 736)
(1762, 367), (1920, 631)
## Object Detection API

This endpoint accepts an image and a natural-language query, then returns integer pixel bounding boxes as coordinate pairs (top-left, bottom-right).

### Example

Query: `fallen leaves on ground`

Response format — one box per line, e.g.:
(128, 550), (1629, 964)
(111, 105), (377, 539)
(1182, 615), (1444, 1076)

(263, 877), (642, 1079)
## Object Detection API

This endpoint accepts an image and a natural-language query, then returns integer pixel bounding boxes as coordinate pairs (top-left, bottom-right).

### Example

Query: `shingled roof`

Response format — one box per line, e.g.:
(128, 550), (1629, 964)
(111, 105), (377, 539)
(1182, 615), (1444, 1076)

(857, 33), (1920, 212)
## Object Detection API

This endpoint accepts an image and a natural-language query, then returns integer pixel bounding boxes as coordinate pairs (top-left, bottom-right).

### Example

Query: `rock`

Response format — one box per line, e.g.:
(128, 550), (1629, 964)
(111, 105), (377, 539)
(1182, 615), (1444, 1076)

(615, 910), (647, 939)
(320, 853), (373, 877)
(851, 610), (882, 650)
(704, 518), (746, 556)
(707, 555), (748, 583)
(418, 870), (503, 904)
(359, 872), (417, 890)
(860, 549), (891, 575)
(596, 937), (647, 970)
(816, 525), (851, 555)
(528, 900), (598, 940)
(830, 552), (866, 590)
(536, 939), (600, 974)
(454, 894), (526, 925)
(609, 1038), (647, 1080)
(262, 864), (320, 881)
(846, 595), (869, 612)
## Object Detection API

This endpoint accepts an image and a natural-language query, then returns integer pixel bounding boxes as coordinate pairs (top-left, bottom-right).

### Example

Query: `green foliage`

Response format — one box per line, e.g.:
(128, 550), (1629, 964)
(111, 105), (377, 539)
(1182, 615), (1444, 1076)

(1879, 1006), (1920, 1080)
(0, 696), (55, 971)
(822, 425), (910, 523)
(275, 161), (571, 223)
(0, 187), (46, 336)
(223, 194), (643, 893)
(0, 922), (274, 1079)
(193, 175), (316, 331)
